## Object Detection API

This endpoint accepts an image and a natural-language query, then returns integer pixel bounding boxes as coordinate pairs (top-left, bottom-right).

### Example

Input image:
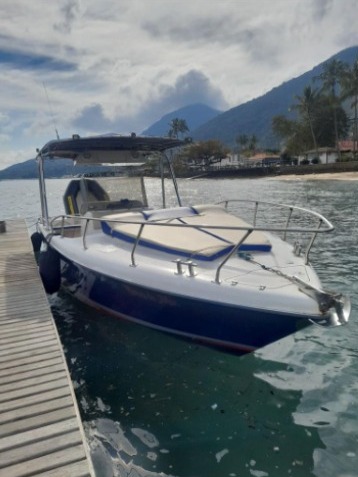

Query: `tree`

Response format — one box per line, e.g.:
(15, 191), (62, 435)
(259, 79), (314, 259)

(291, 86), (320, 155)
(272, 115), (296, 139)
(248, 134), (258, 152)
(272, 115), (304, 155)
(185, 140), (230, 169)
(236, 134), (249, 149)
(313, 96), (348, 146)
(272, 98), (348, 156)
(340, 58), (358, 158)
(316, 59), (348, 157)
(168, 118), (189, 138)
(235, 133), (258, 157)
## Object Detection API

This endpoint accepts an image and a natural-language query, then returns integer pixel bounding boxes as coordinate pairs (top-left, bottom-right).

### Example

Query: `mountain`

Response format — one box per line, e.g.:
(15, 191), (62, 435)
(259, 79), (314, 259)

(141, 103), (221, 136)
(192, 45), (358, 148)
(0, 158), (108, 180)
(0, 158), (70, 180)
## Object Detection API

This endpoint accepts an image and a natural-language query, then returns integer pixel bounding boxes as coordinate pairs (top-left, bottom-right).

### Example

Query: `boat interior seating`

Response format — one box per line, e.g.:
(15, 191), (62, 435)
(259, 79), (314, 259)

(63, 178), (144, 216)
(101, 204), (272, 261)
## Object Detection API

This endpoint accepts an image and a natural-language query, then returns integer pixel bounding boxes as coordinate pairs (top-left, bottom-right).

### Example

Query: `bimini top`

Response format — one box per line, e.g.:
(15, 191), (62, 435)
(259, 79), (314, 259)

(37, 134), (186, 164)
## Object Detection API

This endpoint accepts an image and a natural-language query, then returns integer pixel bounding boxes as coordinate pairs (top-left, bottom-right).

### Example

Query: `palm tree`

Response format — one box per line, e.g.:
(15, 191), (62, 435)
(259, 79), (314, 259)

(248, 134), (258, 153)
(316, 59), (348, 158)
(168, 118), (189, 139)
(292, 85), (320, 156)
(235, 134), (248, 158)
(340, 59), (358, 159)
(236, 134), (249, 149)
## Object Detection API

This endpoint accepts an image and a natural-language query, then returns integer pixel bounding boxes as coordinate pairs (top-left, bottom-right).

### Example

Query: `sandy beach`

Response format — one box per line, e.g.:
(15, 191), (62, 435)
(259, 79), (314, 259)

(267, 171), (358, 181)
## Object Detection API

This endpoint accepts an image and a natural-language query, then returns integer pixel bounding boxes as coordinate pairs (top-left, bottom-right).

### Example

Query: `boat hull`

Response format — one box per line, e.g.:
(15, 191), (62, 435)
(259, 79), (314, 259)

(58, 251), (310, 353)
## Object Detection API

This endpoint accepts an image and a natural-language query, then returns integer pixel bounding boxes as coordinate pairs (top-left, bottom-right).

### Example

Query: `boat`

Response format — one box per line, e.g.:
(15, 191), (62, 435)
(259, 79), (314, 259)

(34, 134), (350, 353)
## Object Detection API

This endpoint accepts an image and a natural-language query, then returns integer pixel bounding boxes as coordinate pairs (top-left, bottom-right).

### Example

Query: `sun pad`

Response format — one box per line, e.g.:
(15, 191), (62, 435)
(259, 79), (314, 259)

(101, 205), (271, 260)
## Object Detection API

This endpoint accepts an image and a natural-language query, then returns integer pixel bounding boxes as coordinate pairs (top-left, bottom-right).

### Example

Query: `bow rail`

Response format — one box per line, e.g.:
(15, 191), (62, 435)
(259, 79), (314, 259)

(43, 199), (334, 283)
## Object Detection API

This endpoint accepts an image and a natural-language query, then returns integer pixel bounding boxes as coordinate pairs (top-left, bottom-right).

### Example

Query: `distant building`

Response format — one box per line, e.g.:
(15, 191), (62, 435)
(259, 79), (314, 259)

(300, 147), (337, 164)
(300, 141), (358, 164)
(244, 153), (281, 167)
(338, 140), (358, 154)
(209, 153), (241, 169)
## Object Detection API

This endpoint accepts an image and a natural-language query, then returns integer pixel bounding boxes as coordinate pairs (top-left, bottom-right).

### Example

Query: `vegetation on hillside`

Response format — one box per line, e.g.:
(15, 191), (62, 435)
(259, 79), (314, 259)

(236, 134), (259, 158)
(193, 46), (358, 151)
(271, 58), (358, 159)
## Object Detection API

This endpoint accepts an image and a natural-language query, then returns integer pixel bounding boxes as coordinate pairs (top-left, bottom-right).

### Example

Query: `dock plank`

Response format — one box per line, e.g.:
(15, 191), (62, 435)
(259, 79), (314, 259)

(0, 387), (72, 414)
(0, 350), (63, 372)
(0, 429), (83, 468)
(0, 322), (54, 338)
(0, 362), (65, 385)
(0, 331), (58, 348)
(0, 417), (79, 452)
(0, 429), (82, 470)
(0, 340), (60, 361)
(0, 220), (95, 476)
(0, 310), (51, 321)
(0, 376), (70, 404)
(0, 371), (68, 397)
(2, 444), (87, 477)
(0, 407), (77, 438)
(34, 459), (92, 477)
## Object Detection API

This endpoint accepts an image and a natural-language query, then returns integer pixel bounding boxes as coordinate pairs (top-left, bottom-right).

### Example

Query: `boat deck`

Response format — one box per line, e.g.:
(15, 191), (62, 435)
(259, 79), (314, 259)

(0, 220), (95, 476)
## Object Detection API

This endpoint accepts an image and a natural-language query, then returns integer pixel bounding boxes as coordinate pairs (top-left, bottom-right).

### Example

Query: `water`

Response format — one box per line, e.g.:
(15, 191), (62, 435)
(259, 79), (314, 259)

(1, 177), (358, 477)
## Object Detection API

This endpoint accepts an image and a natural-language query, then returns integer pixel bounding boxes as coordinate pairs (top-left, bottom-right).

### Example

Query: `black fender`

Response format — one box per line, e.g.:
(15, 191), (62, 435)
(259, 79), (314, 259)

(31, 231), (43, 254)
(39, 246), (61, 294)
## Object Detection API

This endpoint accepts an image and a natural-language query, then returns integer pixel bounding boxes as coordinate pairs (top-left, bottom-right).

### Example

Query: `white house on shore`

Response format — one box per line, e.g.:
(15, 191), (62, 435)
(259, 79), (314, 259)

(299, 147), (337, 164)
(210, 153), (241, 169)
(213, 152), (281, 168)
(299, 141), (358, 164)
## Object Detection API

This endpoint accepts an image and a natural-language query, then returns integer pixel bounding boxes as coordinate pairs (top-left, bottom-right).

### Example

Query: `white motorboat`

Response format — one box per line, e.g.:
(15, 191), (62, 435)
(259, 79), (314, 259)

(34, 134), (350, 353)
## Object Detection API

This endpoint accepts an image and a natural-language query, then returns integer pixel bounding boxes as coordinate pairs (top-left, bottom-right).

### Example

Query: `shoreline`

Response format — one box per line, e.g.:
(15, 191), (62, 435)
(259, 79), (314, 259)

(266, 171), (358, 181)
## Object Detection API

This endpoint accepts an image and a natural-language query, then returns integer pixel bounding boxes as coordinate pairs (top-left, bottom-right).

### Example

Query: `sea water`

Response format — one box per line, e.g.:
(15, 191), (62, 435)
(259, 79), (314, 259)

(1, 177), (358, 477)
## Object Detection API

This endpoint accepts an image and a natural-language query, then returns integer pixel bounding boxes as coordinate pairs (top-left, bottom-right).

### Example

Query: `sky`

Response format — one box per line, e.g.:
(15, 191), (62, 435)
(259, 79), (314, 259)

(0, 0), (358, 170)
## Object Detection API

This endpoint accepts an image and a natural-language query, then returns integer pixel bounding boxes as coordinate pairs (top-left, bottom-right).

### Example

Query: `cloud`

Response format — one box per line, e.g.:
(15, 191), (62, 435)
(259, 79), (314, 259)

(142, 13), (244, 46)
(1, 0), (358, 169)
(72, 104), (113, 132)
(54, 0), (81, 33)
(70, 69), (227, 135)
(141, 69), (227, 116)
(135, 69), (228, 132)
(311, 0), (333, 21)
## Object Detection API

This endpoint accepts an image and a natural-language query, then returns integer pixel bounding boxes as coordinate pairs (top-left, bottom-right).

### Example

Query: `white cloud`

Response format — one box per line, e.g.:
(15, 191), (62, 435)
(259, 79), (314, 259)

(0, 0), (358, 169)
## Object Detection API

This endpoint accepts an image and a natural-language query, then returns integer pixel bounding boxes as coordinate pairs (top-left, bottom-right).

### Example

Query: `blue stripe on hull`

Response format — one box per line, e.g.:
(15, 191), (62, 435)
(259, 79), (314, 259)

(60, 256), (308, 352)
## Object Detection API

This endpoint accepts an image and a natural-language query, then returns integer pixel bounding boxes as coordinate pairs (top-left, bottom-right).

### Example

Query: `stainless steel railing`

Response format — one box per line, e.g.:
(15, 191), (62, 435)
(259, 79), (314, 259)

(47, 199), (334, 283)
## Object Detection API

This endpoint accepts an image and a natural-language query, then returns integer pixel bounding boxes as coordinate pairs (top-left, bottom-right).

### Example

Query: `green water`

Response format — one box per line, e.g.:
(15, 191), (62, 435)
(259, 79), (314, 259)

(52, 295), (330, 477)
(1, 177), (357, 476)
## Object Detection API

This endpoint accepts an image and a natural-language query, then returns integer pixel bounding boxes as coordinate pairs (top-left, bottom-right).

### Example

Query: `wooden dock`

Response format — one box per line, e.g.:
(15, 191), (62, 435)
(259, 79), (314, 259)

(0, 220), (95, 476)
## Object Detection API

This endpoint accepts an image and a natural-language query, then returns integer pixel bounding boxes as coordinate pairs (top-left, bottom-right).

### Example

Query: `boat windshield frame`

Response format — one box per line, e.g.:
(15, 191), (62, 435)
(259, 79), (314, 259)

(36, 135), (186, 225)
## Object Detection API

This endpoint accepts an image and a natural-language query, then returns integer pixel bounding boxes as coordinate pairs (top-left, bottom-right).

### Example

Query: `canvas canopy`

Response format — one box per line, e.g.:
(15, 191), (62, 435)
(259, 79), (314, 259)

(37, 135), (185, 164)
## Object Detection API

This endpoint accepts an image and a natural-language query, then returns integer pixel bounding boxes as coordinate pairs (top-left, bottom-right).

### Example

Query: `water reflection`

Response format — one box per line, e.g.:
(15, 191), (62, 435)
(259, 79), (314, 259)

(52, 291), (327, 477)
(256, 325), (358, 477)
